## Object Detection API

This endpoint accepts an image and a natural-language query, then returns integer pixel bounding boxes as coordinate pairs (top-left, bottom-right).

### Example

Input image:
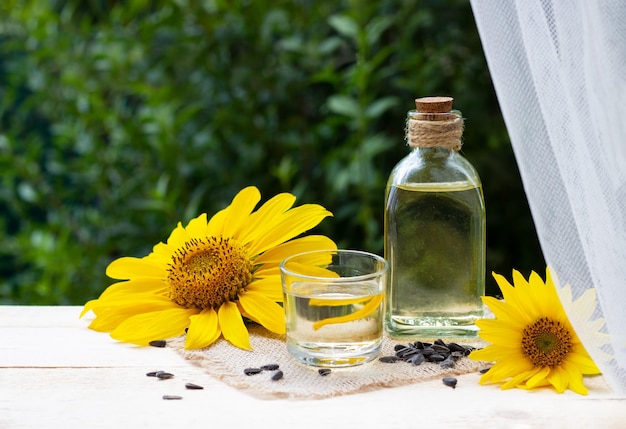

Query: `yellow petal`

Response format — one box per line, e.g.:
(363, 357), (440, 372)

(253, 266), (281, 278)
(481, 296), (530, 328)
(470, 345), (531, 371)
(312, 293), (383, 331)
(567, 345), (602, 374)
(238, 193), (297, 245)
(563, 367), (590, 395)
(185, 308), (221, 349)
(238, 291), (286, 334)
(106, 256), (167, 280)
(221, 186), (261, 239)
(185, 213), (208, 239)
(245, 277), (283, 302)
(110, 307), (197, 345)
(84, 293), (175, 324)
(479, 360), (530, 383)
(280, 261), (339, 279)
(526, 366), (551, 388)
(206, 207), (228, 237)
(166, 222), (189, 249)
(309, 296), (371, 307)
(253, 235), (337, 266)
(97, 278), (167, 300)
(546, 367), (569, 393)
(474, 320), (522, 347)
(246, 204), (333, 256)
(218, 301), (251, 350)
(501, 367), (541, 389)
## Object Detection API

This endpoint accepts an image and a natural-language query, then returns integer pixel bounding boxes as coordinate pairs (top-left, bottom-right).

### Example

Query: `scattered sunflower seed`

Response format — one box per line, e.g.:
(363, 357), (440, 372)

(156, 371), (174, 380)
(442, 377), (458, 389)
(379, 355), (399, 363)
(479, 366), (492, 374)
(271, 370), (284, 381)
(162, 395), (183, 400)
(318, 368), (332, 376)
(149, 340), (167, 348)
(146, 371), (161, 377)
(244, 367), (263, 376)
(185, 383), (204, 390)
(260, 364), (280, 371)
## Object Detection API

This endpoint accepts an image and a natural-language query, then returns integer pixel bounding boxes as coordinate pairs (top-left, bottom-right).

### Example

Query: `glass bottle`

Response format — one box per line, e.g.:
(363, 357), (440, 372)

(384, 96), (485, 339)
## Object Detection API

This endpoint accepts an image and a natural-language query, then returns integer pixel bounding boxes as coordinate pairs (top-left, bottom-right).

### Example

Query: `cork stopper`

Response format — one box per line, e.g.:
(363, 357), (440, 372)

(415, 96), (453, 113)
(414, 96), (455, 121)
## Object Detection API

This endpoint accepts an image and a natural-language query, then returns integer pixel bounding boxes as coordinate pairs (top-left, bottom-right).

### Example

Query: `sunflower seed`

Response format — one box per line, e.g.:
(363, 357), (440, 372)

(428, 354), (445, 362)
(432, 344), (450, 353)
(244, 367), (262, 376)
(185, 383), (204, 390)
(479, 366), (492, 374)
(447, 342), (466, 352)
(271, 370), (284, 381)
(318, 368), (332, 376)
(146, 371), (161, 377)
(439, 357), (456, 369)
(379, 355), (399, 363)
(162, 395), (183, 400)
(149, 340), (167, 348)
(419, 348), (436, 356)
(396, 347), (420, 359)
(260, 364), (280, 371)
(408, 354), (425, 366)
(156, 371), (174, 379)
(442, 377), (458, 388)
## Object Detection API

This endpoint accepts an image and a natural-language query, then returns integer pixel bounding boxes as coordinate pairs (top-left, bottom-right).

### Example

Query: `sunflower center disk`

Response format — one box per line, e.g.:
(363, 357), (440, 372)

(167, 237), (253, 310)
(522, 317), (572, 367)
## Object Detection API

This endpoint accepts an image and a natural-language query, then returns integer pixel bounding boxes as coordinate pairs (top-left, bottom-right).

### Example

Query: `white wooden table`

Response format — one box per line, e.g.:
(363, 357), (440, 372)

(1, 306), (625, 428)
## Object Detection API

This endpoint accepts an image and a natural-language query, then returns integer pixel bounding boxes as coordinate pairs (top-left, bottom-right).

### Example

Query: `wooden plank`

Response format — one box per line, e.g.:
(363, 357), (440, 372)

(1, 367), (624, 428)
(1, 306), (625, 428)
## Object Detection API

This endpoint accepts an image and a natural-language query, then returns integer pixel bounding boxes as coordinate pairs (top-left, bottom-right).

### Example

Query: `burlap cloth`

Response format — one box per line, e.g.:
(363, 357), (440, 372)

(169, 325), (488, 400)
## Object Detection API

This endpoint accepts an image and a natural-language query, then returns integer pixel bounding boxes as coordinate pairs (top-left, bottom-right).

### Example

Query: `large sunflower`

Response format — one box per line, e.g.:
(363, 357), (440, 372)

(80, 186), (336, 350)
(469, 267), (601, 395)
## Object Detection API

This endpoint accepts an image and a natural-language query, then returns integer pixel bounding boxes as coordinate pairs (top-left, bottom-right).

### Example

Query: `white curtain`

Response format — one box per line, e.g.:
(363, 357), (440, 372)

(469, 0), (626, 396)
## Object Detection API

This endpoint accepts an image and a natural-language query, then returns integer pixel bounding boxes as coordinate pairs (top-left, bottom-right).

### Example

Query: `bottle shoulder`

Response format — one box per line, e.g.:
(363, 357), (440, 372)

(388, 149), (482, 186)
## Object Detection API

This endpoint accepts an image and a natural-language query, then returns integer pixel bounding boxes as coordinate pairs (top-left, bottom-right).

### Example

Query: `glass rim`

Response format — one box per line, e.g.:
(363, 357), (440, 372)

(279, 248), (389, 282)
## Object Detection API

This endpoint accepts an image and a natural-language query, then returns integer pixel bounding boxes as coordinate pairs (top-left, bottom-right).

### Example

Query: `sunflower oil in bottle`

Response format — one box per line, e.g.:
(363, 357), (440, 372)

(384, 96), (486, 339)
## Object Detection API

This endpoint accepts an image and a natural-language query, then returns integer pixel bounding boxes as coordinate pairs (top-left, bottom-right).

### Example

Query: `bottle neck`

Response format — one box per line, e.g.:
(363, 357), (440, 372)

(405, 110), (464, 151)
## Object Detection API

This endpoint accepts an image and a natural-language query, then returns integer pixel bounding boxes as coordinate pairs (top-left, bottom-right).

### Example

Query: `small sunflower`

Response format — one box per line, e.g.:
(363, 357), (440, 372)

(469, 267), (601, 395)
(80, 186), (336, 350)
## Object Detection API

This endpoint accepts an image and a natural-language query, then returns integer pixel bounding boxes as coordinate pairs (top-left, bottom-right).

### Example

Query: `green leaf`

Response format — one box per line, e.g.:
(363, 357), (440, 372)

(365, 96), (399, 119)
(328, 14), (359, 40)
(327, 95), (361, 118)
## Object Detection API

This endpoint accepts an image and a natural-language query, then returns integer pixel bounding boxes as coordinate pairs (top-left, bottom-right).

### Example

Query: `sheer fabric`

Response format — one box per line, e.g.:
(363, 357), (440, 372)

(470, 0), (626, 395)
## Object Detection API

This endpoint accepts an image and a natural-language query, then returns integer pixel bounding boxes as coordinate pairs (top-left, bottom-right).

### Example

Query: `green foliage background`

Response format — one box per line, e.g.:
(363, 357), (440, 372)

(0, 0), (544, 305)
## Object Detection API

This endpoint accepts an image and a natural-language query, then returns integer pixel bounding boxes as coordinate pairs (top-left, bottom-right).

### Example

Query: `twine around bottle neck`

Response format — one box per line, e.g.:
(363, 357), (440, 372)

(405, 111), (464, 151)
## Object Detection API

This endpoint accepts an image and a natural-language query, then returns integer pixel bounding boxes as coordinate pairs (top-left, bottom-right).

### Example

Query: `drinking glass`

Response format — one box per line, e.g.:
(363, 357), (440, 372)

(280, 249), (388, 367)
